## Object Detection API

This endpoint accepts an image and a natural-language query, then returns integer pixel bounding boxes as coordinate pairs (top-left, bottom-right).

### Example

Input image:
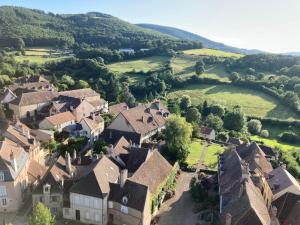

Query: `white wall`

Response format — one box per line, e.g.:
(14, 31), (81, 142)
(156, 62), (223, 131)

(108, 114), (134, 132)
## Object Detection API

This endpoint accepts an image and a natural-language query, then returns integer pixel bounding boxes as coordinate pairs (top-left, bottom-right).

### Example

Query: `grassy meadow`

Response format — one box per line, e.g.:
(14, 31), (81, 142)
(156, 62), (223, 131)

(204, 143), (224, 170)
(167, 84), (300, 120)
(183, 48), (244, 58)
(186, 139), (204, 165)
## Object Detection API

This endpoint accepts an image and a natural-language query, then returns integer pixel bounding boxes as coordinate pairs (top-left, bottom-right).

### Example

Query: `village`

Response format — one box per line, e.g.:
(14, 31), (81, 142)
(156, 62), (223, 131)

(0, 75), (299, 225)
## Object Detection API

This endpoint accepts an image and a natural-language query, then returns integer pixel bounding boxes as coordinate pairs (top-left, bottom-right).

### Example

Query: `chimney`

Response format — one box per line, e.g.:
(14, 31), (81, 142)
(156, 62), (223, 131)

(65, 152), (72, 174)
(26, 130), (31, 139)
(61, 178), (64, 188)
(107, 144), (113, 156)
(281, 164), (286, 170)
(10, 151), (18, 171)
(73, 149), (77, 161)
(92, 113), (96, 121)
(120, 169), (128, 188)
(155, 100), (160, 110)
(77, 156), (81, 165)
(225, 213), (232, 225)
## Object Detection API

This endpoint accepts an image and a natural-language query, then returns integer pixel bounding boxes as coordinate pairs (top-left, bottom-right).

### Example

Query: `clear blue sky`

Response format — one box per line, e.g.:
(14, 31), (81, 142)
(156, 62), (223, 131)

(1, 0), (300, 53)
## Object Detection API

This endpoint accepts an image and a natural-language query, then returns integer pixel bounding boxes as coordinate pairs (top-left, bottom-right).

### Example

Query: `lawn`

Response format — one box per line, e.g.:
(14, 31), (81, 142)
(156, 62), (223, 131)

(183, 48), (244, 58)
(108, 56), (170, 74)
(167, 84), (300, 120)
(251, 136), (300, 152)
(15, 55), (70, 64)
(204, 143), (224, 170)
(186, 139), (204, 165)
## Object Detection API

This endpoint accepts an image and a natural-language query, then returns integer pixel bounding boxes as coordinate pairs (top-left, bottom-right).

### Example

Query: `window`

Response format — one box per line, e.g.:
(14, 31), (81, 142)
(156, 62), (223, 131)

(51, 196), (58, 202)
(95, 214), (100, 222)
(108, 201), (113, 209)
(84, 197), (89, 207)
(94, 199), (100, 209)
(74, 195), (80, 205)
(1, 198), (7, 207)
(43, 184), (50, 194)
(0, 172), (4, 181)
(121, 205), (128, 214)
(122, 196), (128, 205)
(0, 186), (7, 197)
(51, 207), (57, 214)
(85, 211), (90, 219)
(39, 196), (44, 202)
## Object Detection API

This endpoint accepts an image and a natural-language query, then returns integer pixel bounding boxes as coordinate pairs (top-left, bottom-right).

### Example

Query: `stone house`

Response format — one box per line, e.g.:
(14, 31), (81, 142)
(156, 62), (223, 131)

(200, 126), (216, 140)
(39, 111), (76, 131)
(79, 115), (104, 143)
(108, 103), (129, 116)
(104, 100), (170, 145)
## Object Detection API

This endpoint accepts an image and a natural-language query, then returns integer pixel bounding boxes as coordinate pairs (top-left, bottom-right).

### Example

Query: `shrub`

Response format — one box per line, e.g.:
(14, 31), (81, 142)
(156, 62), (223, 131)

(279, 131), (299, 143)
(260, 129), (269, 138)
(247, 119), (262, 134)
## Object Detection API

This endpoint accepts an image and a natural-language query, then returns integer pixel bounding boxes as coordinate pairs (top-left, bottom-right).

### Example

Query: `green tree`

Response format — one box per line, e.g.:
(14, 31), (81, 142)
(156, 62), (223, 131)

(294, 82), (300, 95)
(179, 95), (191, 111)
(76, 80), (90, 89)
(186, 107), (201, 124)
(247, 119), (262, 134)
(217, 132), (229, 142)
(164, 115), (193, 163)
(260, 129), (269, 138)
(61, 74), (75, 87)
(202, 100), (210, 117)
(27, 202), (55, 225)
(209, 104), (225, 117)
(205, 113), (223, 131)
(224, 108), (246, 131)
(0, 105), (8, 135)
(119, 85), (137, 107)
(229, 72), (240, 82)
(93, 139), (107, 154)
(195, 60), (205, 75)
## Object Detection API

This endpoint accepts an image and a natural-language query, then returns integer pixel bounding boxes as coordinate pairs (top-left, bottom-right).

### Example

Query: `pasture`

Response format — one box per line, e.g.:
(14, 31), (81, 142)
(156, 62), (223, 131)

(167, 84), (300, 120)
(183, 48), (244, 58)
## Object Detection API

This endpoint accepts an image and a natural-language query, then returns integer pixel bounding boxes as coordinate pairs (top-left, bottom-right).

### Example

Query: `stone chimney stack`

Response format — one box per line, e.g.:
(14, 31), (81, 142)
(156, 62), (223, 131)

(10, 151), (18, 171)
(120, 169), (128, 188)
(65, 152), (72, 174)
(225, 213), (232, 225)
(92, 113), (96, 121)
(107, 144), (113, 157)
(73, 149), (77, 161)
(26, 129), (31, 139)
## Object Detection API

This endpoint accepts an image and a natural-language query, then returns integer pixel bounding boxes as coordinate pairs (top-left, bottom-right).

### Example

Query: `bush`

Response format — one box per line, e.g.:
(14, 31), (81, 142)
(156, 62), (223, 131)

(279, 131), (299, 143)
(247, 119), (262, 134)
(260, 129), (269, 138)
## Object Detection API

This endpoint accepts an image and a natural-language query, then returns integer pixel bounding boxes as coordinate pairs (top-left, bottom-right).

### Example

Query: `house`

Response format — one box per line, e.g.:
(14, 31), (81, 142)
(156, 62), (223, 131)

(104, 100), (170, 145)
(30, 129), (54, 144)
(4, 122), (45, 164)
(200, 126), (215, 140)
(227, 137), (244, 146)
(39, 111), (76, 131)
(8, 91), (58, 119)
(79, 115), (104, 142)
(119, 48), (135, 54)
(259, 145), (278, 160)
(109, 103), (129, 116)
(63, 156), (120, 225)
(108, 180), (151, 225)
(267, 165), (300, 224)
(15, 75), (49, 84)
(0, 138), (46, 212)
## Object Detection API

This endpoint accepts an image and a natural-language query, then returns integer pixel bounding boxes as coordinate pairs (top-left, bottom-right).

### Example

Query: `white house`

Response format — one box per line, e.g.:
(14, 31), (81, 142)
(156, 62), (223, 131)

(200, 126), (216, 140)
(79, 115), (104, 142)
(39, 111), (76, 131)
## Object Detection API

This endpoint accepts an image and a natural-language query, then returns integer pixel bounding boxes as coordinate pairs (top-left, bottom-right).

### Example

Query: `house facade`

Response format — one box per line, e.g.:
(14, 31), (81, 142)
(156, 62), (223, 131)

(200, 126), (216, 140)
(39, 111), (76, 131)
(80, 116), (104, 142)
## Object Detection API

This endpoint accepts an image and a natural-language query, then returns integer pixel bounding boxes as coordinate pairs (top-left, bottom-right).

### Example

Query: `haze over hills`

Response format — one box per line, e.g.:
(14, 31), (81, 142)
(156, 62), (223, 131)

(137, 23), (265, 55)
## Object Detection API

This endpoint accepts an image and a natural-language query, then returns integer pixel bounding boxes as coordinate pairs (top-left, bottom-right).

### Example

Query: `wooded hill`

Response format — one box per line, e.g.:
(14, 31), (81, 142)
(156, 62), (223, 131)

(0, 6), (202, 50)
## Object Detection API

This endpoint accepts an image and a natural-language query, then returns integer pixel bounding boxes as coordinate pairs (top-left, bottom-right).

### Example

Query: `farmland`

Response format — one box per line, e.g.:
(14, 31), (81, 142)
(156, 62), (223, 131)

(167, 84), (300, 120)
(183, 48), (244, 58)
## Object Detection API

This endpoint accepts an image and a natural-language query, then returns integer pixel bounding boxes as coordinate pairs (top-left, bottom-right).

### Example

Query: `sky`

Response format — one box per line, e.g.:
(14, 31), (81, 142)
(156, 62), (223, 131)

(1, 0), (300, 53)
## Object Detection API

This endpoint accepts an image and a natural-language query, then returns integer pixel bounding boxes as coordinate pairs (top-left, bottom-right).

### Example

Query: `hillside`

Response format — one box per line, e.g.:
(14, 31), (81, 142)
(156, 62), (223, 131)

(0, 6), (201, 50)
(137, 23), (264, 55)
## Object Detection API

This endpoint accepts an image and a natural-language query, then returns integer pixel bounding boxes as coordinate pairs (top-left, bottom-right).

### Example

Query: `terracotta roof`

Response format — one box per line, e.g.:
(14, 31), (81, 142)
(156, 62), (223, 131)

(282, 201), (300, 225)
(59, 88), (99, 99)
(80, 115), (104, 131)
(30, 129), (54, 143)
(109, 180), (149, 212)
(70, 156), (120, 198)
(44, 111), (75, 126)
(27, 160), (47, 183)
(4, 124), (38, 148)
(236, 142), (273, 174)
(200, 126), (214, 135)
(8, 82), (52, 92)
(129, 150), (173, 193)
(113, 101), (169, 135)
(112, 137), (130, 158)
(15, 75), (48, 83)
(126, 147), (151, 174)
(109, 103), (128, 115)
(267, 166), (300, 200)
(227, 137), (244, 145)
(10, 91), (57, 106)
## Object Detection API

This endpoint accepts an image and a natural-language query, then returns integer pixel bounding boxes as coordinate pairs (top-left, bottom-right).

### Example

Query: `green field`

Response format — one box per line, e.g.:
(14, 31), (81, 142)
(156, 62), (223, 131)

(251, 136), (300, 152)
(183, 48), (244, 58)
(204, 144), (224, 170)
(167, 84), (300, 120)
(108, 56), (170, 74)
(186, 139), (204, 165)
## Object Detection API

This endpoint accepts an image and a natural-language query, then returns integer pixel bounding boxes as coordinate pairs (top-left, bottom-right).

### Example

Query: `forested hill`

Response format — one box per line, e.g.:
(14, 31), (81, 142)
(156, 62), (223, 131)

(0, 6), (202, 50)
(137, 23), (264, 55)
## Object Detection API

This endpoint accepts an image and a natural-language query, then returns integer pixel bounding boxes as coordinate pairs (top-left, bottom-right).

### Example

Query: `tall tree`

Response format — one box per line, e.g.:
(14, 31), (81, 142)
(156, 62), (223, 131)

(164, 115), (193, 163)
(27, 202), (55, 225)
(205, 114), (224, 131)
(195, 60), (205, 75)
(0, 105), (8, 135)
(186, 107), (201, 124)
(180, 95), (191, 111)
(224, 107), (246, 132)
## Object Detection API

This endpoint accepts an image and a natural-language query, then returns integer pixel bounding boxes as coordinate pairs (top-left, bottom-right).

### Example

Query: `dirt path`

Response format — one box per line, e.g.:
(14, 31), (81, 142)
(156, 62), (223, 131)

(157, 141), (209, 225)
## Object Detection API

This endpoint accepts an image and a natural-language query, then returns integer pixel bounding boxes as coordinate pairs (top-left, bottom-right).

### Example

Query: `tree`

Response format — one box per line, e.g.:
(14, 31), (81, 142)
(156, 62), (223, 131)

(209, 104), (225, 117)
(217, 132), (228, 142)
(27, 202), (55, 225)
(247, 119), (262, 134)
(93, 139), (107, 154)
(205, 114), (224, 131)
(119, 85), (137, 107)
(0, 105), (8, 135)
(186, 107), (201, 124)
(167, 98), (181, 115)
(283, 91), (299, 109)
(224, 108), (246, 131)
(202, 100), (210, 117)
(179, 95), (191, 111)
(61, 74), (75, 87)
(76, 80), (90, 89)
(294, 83), (300, 96)
(195, 60), (205, 75)
(229, 72), (240, 82)
(164, 115), (193, 163)
(260, 129), (269, 138)
(279, 131), (299, 143)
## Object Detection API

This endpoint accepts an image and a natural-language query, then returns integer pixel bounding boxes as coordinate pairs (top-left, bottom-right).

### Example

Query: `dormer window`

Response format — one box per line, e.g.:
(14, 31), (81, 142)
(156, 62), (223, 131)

(122, 196), (128, 205)
(43, 184), (51, 194)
